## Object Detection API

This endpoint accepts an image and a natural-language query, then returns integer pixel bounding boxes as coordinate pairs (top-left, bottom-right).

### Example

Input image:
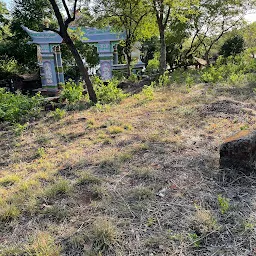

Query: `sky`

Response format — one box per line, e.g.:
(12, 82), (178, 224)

(2, 0), (256, 23)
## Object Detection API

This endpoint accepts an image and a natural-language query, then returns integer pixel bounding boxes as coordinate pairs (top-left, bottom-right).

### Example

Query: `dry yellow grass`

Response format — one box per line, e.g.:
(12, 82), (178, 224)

(0, 84), (256, 255)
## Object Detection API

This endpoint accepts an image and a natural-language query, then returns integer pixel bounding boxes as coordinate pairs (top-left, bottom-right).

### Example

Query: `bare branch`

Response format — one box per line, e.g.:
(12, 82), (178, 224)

(61, 0), (71, 19)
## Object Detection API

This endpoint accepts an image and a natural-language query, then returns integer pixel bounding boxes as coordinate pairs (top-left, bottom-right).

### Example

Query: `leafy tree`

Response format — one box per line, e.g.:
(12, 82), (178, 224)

(48, 0), (97, 103)
(150, 0), (198, 73)
(243, 22), (256, 57)
(165, 18), (190, 69)
(186, 0), (250, 65)
(94, 0), (156, 76)
(2, 0), (52, 70)
(220, 34), (244, 57)
(0, 1), (9, 37)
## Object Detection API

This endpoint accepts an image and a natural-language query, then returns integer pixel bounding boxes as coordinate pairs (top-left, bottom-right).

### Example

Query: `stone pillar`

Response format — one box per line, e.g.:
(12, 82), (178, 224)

(97, 42), (113, 81)
(53, 46), (60, 84)
(55, 45), (65, 84)
(113, 44), (118, 65)
(40, 44), (59, 93)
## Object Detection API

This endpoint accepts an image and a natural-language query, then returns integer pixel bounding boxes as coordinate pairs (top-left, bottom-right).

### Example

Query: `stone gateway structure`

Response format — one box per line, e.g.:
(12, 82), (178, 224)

(22, 26), (126, 94)
(22, 26), (64, 93)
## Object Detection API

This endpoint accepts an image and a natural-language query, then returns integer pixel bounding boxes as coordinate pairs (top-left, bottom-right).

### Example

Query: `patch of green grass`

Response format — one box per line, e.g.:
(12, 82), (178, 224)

(51, 108), (66, 121)
(0, 174), (20, 187)
(36, 135), (51, 145)
(123, 123), (133, 130)
(0, 246), (25, 256)
(130, 186), (154, 201)
(42, 205), (69, 221)
(77, 172), (102, 186)
(92, 217), (119, 253)
(99, 158), (120, 175)
(26, 231), (62, 256)
(90, 185), (108, 200)
(13, 123), (28, 136)
(217, 195), (230, 214)
(129, 167), (155, 180)
(188, 233), (201, 247)
(44, 179), (71, 200)
(36, 147), (46, 158)
(0, 203), (20, 222)
(107, 126), (124, 134)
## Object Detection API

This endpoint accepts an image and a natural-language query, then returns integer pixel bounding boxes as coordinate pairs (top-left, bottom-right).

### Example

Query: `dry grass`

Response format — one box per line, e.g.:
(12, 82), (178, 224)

(0, 83), (256, 255)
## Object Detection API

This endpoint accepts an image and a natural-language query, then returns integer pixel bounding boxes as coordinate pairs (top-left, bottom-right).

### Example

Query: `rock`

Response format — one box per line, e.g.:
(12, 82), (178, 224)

(220, 130), (256, 172)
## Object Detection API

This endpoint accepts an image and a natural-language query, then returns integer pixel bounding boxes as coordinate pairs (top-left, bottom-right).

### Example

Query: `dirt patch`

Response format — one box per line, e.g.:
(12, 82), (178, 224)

(200, 99), (256, 118)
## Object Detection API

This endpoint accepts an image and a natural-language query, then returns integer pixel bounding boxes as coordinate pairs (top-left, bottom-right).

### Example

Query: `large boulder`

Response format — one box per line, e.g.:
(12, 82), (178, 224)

(220, 130), (256, 172)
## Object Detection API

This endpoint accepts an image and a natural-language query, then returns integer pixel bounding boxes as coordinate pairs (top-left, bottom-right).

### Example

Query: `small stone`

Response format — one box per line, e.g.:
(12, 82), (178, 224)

(220, 130), (256, 172)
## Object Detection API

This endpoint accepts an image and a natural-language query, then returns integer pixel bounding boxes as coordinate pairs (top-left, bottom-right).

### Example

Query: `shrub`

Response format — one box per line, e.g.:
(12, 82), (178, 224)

(93, 77), (127, 104)
(0, 89), (43, 123)
(0, 58), (21, 79)
(220, 35), (244, 58)
(146, 56), (159, 74)
(51, 108), (66, 120)
(142, 85), (154, 100)
(158, 71), (170, 87)
(60, 79), (83, 103)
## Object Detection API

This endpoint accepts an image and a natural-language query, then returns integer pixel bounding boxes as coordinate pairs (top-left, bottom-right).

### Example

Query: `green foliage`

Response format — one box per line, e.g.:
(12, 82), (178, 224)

(26, 231), (62, 256)
(60, 80), (84, 103)
(185, 73), (194, 88)
(158, 71), (170, 87)
(36, 147), (46, 158)
(0, 203), (20, 222)
(146, 56), (160, 74)
(201, 66), (223, 83)
(3, 0), (52, 70)
(51, 108), (66, 120)
(92, 218), (118, 253)
(13, 122), (28, 136)
(0, 58), (21, 79)
(93, 77), (127, 104)
(128, 73), (138, 83)
(77, 172), (102, 186)
(142, 85), (154, 100)
(0, 174), (20, 187)
(201, 53), (256, 85)
(220, 35), (244, 58)
(45, 179), (71, 200)
(217, 195), (230, 214)
(188, 233), (200, 247)
(0, 89), (43, 123)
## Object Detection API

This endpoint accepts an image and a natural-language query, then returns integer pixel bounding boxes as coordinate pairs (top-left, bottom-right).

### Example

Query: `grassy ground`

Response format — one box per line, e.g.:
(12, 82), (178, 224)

(0, 83), (256, 255)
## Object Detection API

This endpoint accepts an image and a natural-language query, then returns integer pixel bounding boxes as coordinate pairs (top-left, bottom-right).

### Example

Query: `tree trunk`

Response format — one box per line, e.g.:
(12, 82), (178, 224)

(124, 41), (132, 78)
(127, 54), (131, 77)
(205, 50), (210, 66)
(65, 35), (97, 103)
(159, 28), (166, 74)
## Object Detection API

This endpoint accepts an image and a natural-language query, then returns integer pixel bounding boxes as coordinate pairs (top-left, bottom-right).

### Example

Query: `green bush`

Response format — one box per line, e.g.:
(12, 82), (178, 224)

(51, 108), (66, 120)
(0, 89), (43, 123)
(60, 79), (84, 103)
(158, 71), (170, 87)
(201, 53), (256, 85)
(93, 77), (127, 104)
(146, 57), (159, 74)
(0, 58), (21, 79)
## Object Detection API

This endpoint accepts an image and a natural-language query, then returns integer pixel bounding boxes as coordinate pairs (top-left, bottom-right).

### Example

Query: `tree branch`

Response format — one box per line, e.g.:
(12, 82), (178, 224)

(61, 0), (71, 19)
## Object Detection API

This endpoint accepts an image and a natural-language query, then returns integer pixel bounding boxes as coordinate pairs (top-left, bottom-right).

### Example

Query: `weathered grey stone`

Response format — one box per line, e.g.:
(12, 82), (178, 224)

(220, 130), (256, 172)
